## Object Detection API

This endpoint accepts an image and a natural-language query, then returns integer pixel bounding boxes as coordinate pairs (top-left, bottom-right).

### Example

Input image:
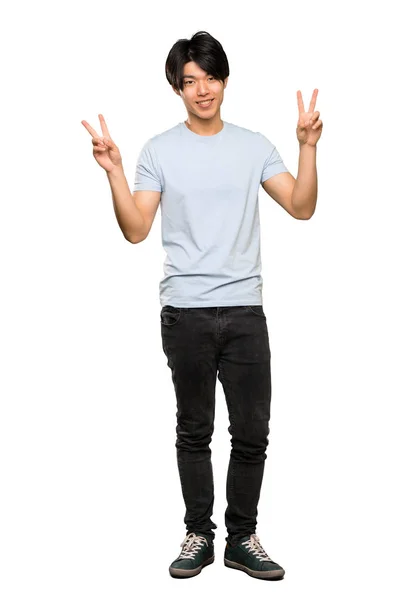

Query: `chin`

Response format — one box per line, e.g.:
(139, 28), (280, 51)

(195, 107), (218, 117)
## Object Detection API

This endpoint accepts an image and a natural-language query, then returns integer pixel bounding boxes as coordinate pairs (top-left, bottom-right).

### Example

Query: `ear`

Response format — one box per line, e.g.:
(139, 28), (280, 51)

(223, 76), (229, 89)
(172, 86), (181, 97)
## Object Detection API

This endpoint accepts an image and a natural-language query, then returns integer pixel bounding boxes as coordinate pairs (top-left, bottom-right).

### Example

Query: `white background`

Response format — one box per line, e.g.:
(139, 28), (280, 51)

(1, 0), (399, 598)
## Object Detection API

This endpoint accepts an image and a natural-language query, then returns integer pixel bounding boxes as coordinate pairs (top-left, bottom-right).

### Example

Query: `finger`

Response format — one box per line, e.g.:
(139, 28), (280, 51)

(82, 120), (100, 138)
(103, 138), (116, 149)
(312, 119), (322, 130)
(308, 89), (318, 114)
(297, 90), (305, 115)
(92, 137), (106, 147)
(99, 114), (111, 139)
(309, 111), (320, 125)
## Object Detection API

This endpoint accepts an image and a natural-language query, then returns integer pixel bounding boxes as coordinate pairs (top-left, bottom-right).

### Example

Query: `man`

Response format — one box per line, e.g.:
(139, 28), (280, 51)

(81, 30), (322, 581)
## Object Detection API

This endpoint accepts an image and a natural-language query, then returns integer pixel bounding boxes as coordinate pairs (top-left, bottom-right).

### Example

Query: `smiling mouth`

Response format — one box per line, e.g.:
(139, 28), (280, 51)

(196, 98), (215, 106)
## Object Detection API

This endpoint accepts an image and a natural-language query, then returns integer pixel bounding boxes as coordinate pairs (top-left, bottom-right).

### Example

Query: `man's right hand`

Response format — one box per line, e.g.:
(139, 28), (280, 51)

(81, 114), (123, 173)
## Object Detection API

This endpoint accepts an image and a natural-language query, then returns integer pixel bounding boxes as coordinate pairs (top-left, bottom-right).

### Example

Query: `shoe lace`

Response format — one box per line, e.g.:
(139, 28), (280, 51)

(178, 532), (208, 559)
(241, 534), (273, 562)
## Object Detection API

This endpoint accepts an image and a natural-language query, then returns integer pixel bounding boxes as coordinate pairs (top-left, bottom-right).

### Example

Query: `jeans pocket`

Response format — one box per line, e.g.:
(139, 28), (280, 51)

(160, 305), (182, 326)
(246, 305), (265, 317)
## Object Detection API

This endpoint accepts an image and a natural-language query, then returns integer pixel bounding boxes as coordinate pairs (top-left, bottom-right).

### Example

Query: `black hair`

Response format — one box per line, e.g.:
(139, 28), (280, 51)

(165, 30), (229, 92)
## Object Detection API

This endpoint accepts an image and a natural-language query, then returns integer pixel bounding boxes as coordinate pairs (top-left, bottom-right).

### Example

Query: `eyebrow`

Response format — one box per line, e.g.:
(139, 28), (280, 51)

(182, 74), (211, 79)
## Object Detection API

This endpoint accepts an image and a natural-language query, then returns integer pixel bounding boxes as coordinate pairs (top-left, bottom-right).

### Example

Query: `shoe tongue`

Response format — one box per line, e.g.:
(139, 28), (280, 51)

(194, 533), (211, 545)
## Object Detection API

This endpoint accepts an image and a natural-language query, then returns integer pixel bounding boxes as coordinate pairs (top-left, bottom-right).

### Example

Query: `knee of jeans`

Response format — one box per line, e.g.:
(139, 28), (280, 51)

(176, 421), (214, 449)
(229, 424), (270, 454)
(230, 419), (270, 438)
(231, 438), (268, 456)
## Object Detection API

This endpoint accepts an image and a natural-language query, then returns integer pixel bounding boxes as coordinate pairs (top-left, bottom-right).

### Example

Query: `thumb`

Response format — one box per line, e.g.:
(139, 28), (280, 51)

(103, 137), (119, 152)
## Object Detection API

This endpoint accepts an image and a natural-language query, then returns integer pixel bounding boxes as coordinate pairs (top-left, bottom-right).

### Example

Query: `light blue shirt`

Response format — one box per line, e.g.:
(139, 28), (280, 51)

(133, 120), (289, 308)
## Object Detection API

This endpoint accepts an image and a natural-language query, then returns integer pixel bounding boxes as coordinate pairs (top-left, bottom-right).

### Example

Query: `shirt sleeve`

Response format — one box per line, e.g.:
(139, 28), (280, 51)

(133, 139), (163, 192)
(257, 132), (289, 184)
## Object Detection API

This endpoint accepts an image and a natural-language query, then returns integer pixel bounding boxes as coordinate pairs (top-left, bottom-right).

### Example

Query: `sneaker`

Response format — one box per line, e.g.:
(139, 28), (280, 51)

(224, 533), (285, 580)
(169, 532), (215, 578)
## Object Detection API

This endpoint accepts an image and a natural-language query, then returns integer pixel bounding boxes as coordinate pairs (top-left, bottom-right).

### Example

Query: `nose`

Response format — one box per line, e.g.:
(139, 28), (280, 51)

(197, 84), (209, 96)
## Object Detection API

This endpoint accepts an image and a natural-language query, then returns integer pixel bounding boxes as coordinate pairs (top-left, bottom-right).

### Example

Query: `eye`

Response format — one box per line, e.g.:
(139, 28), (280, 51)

(184, 77), (214, 85)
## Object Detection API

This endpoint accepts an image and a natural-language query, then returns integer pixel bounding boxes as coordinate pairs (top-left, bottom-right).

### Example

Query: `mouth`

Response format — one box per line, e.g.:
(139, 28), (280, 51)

(196, 98), (215, 108)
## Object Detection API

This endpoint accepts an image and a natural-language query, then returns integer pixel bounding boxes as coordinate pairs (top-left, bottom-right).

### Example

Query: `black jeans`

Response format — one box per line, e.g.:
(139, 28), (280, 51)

(160, 305), (272, 546)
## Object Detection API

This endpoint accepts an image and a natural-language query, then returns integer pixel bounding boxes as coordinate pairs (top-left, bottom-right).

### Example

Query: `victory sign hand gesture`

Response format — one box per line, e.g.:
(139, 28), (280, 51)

(296, 89), (323, 146)
(81, 114), (123, 172)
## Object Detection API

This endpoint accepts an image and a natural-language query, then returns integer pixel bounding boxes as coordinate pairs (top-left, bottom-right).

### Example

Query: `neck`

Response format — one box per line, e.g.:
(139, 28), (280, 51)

(184, 112), (224, 136)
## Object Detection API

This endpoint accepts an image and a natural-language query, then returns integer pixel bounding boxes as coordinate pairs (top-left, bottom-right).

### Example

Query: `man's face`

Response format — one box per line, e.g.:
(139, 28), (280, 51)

(174, 61), (228, 119)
